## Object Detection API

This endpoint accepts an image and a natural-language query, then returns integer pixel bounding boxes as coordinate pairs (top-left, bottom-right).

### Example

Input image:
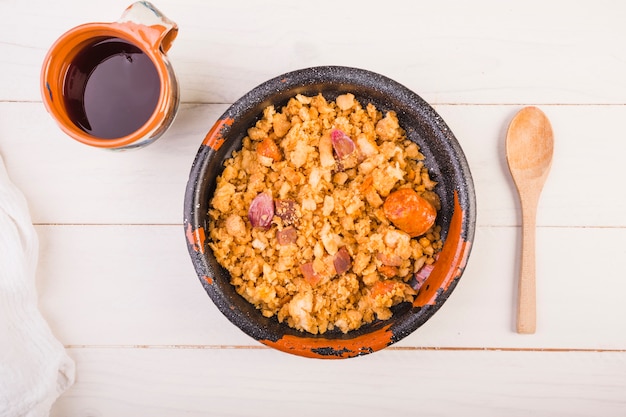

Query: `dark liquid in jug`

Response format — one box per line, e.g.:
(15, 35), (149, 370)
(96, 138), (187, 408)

(63, 37), (161, 139)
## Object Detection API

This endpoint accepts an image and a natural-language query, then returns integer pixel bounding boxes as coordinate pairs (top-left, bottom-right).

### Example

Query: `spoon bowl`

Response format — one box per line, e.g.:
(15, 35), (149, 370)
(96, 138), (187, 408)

(506, 106), (554, 334)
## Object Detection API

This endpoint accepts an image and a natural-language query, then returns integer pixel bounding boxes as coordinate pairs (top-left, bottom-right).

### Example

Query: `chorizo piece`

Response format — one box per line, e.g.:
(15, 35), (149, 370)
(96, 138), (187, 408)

(383, 188), (436, 237)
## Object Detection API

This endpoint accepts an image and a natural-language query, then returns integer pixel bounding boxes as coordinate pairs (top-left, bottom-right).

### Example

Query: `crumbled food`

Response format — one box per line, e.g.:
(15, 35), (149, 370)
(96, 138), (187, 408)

(208, 93), (442, 334)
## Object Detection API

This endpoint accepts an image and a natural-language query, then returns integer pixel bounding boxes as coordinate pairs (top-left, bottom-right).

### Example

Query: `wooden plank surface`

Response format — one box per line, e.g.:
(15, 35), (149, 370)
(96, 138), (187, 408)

(51, 348), (626, 417)
(1, 0), (625, 415)
(1, 103), (625, 227)
(34, 224), (626, 350)
(1, 0), (625, 105)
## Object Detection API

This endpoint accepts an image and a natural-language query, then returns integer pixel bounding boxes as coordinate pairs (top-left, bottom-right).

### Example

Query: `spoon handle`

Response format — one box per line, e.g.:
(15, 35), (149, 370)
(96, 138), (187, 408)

(517, 199), (537, 334)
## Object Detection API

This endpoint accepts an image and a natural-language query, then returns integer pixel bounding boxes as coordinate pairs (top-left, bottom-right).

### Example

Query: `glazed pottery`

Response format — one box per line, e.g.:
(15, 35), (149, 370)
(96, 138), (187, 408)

(184, 66), (476, 358)
(41, 1), (179, 150)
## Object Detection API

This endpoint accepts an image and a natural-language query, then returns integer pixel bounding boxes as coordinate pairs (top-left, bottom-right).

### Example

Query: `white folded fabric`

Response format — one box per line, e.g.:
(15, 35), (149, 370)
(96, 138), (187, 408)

(0, 153), (75, 417)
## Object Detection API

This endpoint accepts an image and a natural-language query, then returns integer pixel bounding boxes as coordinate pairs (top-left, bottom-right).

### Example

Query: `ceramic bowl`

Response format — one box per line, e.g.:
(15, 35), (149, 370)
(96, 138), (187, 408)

(184, 66), (476, 358)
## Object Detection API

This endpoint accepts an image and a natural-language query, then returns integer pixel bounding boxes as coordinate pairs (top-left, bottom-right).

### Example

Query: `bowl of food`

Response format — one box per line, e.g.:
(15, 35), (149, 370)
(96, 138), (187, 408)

(184, 66), (475, 358)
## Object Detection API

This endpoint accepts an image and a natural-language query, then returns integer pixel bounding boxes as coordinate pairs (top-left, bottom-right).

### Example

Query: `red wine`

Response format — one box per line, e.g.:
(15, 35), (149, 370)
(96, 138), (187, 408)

(63, 37), (161, 139)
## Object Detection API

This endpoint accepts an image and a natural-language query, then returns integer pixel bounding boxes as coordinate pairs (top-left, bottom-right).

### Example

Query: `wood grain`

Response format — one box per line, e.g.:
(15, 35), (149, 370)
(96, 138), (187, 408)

(34, 225), (626, 349)
(506, 107), (554, 334)
(1, 1), (625, 105)
(1, 0), (625, 414)
(1, 104), (625, 227)
(50, 348), (626, 417)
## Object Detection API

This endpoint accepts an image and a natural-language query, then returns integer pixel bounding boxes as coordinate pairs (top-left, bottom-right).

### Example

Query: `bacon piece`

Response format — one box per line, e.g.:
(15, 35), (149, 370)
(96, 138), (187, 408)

(274, 199), (298, 226)
(276, 226), (297, 245)
(333, 247), (352, 275)
(412, 263), (434, 290)
(300, 262), (322, 286)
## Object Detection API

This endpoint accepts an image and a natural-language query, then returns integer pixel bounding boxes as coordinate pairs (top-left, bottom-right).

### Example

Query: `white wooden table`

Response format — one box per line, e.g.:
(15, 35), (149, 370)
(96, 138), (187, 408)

(2, 0), (625, 415)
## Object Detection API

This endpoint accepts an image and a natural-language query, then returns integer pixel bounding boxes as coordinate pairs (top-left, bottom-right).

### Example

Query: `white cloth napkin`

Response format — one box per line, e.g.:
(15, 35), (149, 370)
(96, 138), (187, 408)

(0, 153), (74, 417)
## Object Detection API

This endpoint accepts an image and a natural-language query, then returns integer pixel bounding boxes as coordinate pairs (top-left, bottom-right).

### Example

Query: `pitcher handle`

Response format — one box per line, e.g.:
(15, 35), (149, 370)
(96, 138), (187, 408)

(117, 1), (178, 53)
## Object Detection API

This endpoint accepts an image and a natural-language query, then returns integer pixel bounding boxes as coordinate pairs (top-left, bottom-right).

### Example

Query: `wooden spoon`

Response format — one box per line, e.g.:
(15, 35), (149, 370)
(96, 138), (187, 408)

(506, 106), (554, 334)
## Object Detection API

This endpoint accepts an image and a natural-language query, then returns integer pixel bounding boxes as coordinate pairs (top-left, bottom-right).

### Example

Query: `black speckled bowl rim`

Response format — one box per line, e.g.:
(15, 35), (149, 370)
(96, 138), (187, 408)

(184, 66), (476, 359)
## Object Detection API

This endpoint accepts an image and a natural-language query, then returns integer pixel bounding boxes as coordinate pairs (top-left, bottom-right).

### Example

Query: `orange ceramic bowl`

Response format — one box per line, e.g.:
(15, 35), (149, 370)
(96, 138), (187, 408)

(184, 66), (476, 358)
